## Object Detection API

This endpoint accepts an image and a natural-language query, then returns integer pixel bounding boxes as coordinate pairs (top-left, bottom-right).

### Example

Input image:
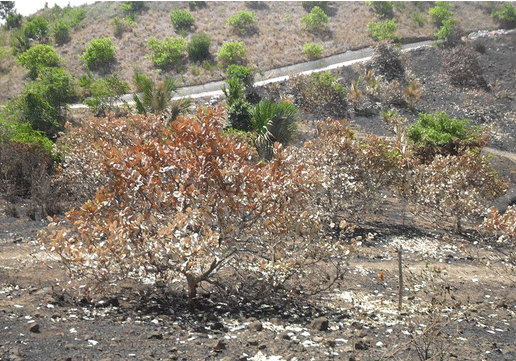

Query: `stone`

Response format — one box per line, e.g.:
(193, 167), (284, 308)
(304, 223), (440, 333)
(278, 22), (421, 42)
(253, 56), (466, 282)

(148, 332), (163, 340)
(213, 340), (226, 352)
(248, 320), (263, 332)
(29, 323), (40, 333)
(310, 317), (329, 331)
(354, 340), (369, 350)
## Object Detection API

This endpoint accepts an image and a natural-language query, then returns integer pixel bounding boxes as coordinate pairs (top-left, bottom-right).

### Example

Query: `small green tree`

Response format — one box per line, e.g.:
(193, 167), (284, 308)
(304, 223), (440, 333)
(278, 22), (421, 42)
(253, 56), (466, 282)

(170, 8), (195, 33)
(7, 67), (76, 139)
(5, 12), (22, 29)
(227, 10), (256, 35)
(80, 72), (130, 116)
(147, 36), (186, 69)
(303, 42), (323, 59)
(407, 111), (487, 162)
(225, 64), (254, 88)
(367, 19), (399, 41)
(428, 1), (453, 27)
(186, 32), (210, 62)
(17, 44), (62, 79)
(217, 41), (246, 68)
(53, 20), (71, 45)
(81, 37), (116, 71)
(367, 1), (393, 18)
(301, 6), (329, 32)
(23, 17), (49, 42)
(491, 3), (516, 29)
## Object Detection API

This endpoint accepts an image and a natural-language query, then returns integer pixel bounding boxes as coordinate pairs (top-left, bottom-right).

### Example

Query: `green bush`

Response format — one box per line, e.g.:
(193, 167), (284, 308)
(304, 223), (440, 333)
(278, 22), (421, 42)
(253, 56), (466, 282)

(81, 37), (116, 70)
(217, 41), (246, 68)
(111, 16), (136, 38)
(53, 21), (70, 45)
(228, 98), (253, 132)
(17, 44), (62, 79)
(428, 1), (453, 26)
(23, 17), (49, 42)
(367, 1), (393, 18)
(9, 30), (30, 55)
(301, 6), (330, 32)
(147, 36), (186, 69)
(170, 8), (195, 32)
(5, 67), (75, 139)
(225, 64), (254, 88)
(227, 10), (256, 35)
(367, 19), (399, 41)
(303, 42), (323, 59)
(5, 12), (22, 29)
(491, 3), (516, 28)
(407, 111), (486, 161)
(121, 1), (146, 15)
(435, 17), (459, 46)
(302, 1), (329, 14)
(186, 32), (211, 62)
(81, 72), (130, 116)
(0, 120), (53, 152)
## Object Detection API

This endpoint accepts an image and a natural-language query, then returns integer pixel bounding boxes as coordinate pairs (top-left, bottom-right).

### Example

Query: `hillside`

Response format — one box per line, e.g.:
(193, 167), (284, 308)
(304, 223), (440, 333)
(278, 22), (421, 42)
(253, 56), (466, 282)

(0, 1), (504, 103)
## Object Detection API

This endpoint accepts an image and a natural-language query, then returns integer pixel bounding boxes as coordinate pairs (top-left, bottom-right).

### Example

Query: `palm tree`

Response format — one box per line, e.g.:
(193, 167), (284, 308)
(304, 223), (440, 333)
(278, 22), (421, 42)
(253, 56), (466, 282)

(252, 99), (298, 159)
(132, 71), (191, 120)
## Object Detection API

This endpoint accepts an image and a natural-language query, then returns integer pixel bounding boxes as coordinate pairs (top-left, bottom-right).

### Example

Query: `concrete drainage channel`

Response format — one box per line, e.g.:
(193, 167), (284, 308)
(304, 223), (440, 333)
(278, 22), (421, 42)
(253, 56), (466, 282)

(71, 38), (435, 109)
(64, 29), (516, 110)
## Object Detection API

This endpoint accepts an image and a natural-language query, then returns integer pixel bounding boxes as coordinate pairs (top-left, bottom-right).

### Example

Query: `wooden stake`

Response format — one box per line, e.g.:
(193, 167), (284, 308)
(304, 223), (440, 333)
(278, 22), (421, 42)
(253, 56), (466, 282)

(398, 246), (403, 312)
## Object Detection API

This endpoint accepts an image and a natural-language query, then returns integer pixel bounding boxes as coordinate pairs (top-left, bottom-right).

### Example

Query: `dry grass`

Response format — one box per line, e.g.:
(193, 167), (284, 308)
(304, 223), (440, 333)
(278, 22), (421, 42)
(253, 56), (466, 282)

(0, 1), (501, 102)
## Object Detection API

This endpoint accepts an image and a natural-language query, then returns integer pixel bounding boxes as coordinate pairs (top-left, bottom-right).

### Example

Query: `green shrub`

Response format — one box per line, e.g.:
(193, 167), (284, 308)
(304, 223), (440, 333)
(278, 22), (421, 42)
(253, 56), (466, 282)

(435, 17), (459, 46)
(225, 64), (254, 88)
(412, 12), (425, 27)
(23, 17), (49, 42)
(81, 72), (130, 116)
(147, 36), (186, 69)
(367, 19), (399, 41)
(5, 67), (75, 140)
(5, 12), (22, 29)
(228, 98), (253, 132)
(407, 111), (487, 162)
(303, 42), (323, 59)
(53, 21), (70, 45)
(121, 1), (146, 15)
(186, 32), (211, 62)
(9, 30), (30, 55)
(111, 16), (136, 38)
(170, 8), (195, 32)
(301, 6), (329, 32)
(491, 3), (516, 28)
(428, 1), (453, 26)
(81, 37), (116, 70)
(17, 44), (62, 79)
(188, 1), (207, 11)
(302, 1), (329, 14)
(367, 1), (393, 18)
(217, 41), (246, 68)
(227, 10), (256, 35)
(0, 120), (53, 151)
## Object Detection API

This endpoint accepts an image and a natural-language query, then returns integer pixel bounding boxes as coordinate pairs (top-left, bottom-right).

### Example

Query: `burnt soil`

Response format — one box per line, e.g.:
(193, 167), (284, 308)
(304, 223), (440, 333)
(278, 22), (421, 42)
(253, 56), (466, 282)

(2, 33), (516, 361)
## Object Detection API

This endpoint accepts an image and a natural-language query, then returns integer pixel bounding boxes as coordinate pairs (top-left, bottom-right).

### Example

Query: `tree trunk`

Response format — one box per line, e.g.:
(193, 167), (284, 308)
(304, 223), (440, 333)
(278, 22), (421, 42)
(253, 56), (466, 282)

(186, 274), (197, 311)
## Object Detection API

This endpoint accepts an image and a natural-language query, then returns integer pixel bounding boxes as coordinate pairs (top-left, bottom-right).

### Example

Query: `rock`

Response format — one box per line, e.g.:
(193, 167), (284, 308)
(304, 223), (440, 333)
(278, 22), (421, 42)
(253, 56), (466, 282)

(277, 331), (291, 340)
(310, 317), (329, 331)
(354, 340), (370, 350)
(148, 332), (163, 340)
(248, 320), (263, 332)
(211, 321), (225, 331)
(213, 340), (226, 352)
(29, 323), (40, 333)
